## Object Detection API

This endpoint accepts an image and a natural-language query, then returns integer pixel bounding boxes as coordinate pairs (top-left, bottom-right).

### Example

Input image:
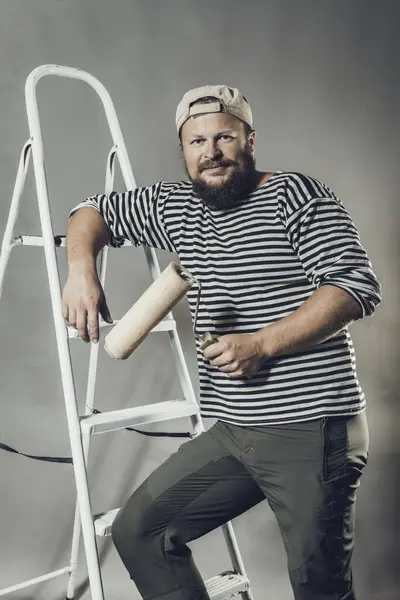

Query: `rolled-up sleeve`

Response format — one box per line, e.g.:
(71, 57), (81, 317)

(69, 182), (176, 253)
(281, 176), (381, 318)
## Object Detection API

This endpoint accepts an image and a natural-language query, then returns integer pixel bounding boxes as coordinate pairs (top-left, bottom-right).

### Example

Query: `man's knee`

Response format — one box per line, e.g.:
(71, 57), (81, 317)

(111, 481), (155, 551)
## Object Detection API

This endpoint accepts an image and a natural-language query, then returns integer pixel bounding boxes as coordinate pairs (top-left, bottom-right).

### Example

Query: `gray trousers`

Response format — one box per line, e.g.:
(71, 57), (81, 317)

(111, 411), (369, 600)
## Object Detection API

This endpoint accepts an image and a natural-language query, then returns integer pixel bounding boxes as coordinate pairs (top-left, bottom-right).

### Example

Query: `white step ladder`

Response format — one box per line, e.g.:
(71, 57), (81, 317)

(0, 65), (254, 600)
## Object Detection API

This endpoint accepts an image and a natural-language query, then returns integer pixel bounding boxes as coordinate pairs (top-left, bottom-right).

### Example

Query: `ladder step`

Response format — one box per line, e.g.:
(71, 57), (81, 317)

(67, 317), (176, 339)
(80, 399), (200, 435)
(93, 511), (248, 600)
(11, 235), (135, 248)
(11, 235), (67, 247)
(205, 572), (249, 600)
(94, 508), (119, 536)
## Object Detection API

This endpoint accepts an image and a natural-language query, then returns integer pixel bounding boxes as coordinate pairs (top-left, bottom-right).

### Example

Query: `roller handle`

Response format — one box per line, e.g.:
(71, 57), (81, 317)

(198, 331), (219, 351)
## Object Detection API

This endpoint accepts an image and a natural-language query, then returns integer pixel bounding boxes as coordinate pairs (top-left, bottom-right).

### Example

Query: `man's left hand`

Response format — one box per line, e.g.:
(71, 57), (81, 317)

(203, 333), (265, 378)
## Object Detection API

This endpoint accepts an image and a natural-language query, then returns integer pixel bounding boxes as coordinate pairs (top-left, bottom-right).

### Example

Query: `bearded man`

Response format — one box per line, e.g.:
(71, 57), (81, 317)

(62, 85), (381, 600)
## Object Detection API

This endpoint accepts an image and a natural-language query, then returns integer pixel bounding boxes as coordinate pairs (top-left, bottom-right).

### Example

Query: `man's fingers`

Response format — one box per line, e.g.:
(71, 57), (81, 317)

(61, 300), (69, 321)
(76, 311), (89, 343)
(227, 372), (251, 379)
(210, 356), (232, 368)
(67, 309), (76, 329)
(99, 299), (113, 325)
(203, 342), (225, 360)
(87, 310), (100, 343)
(218, 363), (239, 373)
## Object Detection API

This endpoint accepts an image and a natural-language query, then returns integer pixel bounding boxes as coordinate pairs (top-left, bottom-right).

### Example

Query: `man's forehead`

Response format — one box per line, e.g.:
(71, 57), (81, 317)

(181, 112), (244, 137)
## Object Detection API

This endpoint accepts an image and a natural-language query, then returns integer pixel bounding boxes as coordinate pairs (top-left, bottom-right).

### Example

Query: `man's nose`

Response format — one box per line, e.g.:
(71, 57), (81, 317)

(203, 140), (222, 160)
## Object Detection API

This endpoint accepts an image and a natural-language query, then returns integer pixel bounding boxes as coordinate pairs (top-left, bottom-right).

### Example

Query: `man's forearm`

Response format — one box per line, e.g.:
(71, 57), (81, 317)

(66, 207), (109, 271)
(255, 285), (362, 359)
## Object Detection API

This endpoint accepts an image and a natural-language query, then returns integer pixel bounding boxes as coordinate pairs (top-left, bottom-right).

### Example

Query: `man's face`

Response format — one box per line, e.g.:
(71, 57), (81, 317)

(180, 112), (257, 210)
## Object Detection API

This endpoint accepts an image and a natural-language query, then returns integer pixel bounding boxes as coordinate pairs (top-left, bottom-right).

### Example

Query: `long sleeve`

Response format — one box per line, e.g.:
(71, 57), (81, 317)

(69, 182), (176, 253)
(278, 173), (382, 318)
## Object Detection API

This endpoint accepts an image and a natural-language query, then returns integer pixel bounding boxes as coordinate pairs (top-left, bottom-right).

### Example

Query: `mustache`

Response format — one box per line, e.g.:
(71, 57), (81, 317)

(199, 159), (236, 172)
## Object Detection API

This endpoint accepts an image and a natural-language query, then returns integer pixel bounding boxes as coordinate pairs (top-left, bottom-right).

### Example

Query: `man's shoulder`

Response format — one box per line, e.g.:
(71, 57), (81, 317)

(274, 170), (338, 216)
(276, 171), (336, 200)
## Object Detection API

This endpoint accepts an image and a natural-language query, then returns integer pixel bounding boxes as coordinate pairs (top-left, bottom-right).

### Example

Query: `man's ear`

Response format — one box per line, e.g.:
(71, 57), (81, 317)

(247, 130), (256, 155)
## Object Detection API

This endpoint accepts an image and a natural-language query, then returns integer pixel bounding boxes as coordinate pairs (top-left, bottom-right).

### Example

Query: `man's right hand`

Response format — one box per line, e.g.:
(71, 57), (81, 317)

(61, 265), (113, 343)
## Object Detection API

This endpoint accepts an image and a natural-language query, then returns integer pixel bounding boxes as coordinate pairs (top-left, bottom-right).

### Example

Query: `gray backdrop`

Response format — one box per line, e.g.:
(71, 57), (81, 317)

(0, 1), (398, 599)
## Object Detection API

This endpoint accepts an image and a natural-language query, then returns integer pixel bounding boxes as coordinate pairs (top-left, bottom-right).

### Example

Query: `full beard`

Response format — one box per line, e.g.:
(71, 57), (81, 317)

(187, 147), (257, 211)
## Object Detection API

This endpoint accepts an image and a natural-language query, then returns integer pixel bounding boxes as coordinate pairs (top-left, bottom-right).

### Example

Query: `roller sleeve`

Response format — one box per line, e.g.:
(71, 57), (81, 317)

(104, 262), (195, 359)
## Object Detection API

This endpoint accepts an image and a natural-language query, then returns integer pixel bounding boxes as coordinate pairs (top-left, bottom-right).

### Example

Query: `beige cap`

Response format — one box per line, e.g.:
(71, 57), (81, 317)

(176, 85), (253, 134)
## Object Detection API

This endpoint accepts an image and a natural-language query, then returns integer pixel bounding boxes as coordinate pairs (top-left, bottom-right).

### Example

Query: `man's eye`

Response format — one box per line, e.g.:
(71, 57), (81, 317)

(220, 135), (233, 140)
(190, 139), (203, 145)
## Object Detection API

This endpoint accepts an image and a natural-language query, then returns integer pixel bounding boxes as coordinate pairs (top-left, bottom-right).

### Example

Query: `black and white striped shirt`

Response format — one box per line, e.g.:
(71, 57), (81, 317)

(71, 171), (381, 425)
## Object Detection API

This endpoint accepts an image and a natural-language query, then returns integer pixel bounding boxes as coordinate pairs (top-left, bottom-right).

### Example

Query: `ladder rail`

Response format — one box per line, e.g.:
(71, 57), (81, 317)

(222, 522), (254, 600)
(0, 141), (32, 300)
(24, 64), (118, 600)
(85, 144), (116, 416)
(66, 145), (117, 599)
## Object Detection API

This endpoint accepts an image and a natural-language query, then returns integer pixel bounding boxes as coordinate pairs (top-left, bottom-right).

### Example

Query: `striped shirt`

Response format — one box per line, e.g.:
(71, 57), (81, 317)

(71, 171), (381, 426)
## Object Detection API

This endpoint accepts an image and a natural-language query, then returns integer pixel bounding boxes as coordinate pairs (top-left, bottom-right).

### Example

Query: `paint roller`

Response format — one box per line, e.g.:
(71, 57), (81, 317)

(104, 262), (218, 360)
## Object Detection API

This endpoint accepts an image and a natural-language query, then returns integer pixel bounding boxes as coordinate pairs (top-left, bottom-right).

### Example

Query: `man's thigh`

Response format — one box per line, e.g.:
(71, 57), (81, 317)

(115, 423), (266, 542)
